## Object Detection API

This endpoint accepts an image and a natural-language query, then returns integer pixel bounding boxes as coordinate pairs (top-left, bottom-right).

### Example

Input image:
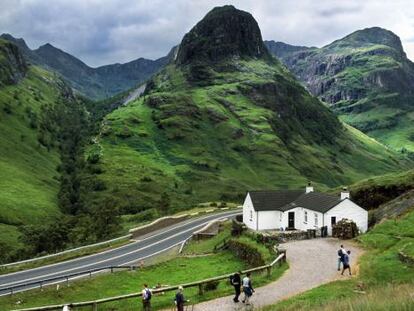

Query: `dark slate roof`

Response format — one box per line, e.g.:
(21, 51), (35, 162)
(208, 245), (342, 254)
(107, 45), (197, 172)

(249, 190), (341, 213)
(248, 190), (304, 211)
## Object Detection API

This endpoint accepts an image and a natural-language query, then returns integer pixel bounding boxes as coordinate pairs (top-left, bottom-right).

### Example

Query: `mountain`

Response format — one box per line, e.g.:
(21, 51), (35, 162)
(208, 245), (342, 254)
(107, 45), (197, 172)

(0, 33), (171, 99)
(82, 6), (410, 215)
(0, 38), (78, 259)
(265, 27), (414, 152)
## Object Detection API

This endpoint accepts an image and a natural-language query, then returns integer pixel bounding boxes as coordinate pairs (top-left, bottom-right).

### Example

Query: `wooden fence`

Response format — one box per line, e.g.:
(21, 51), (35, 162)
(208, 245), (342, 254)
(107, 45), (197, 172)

(12, 251), (286, 311)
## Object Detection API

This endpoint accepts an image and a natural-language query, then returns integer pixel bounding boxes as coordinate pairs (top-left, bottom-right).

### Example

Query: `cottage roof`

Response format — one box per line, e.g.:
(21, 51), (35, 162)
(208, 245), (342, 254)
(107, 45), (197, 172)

(249, 190), (342, 213)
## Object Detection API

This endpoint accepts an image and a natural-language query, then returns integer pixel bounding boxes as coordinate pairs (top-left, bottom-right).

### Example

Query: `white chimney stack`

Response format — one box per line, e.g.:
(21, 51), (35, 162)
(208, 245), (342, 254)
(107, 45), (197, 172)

(341, 187), (350, 200)
(305, 181), (314, 194)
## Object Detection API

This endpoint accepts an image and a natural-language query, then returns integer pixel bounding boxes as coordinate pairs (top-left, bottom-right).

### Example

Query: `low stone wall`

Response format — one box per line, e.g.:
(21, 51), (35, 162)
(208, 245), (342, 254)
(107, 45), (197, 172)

(254, 229), (316, 244)
(129, 215), (189, 239)
(398, 250), (414, 266)
(193, 219), (225, 240)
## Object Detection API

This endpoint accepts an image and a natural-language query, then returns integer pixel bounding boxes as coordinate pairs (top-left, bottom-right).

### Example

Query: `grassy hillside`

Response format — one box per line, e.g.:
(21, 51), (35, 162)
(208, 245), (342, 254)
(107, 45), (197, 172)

(0, 62), (65, 256)
(85, 56), (409, 215)
(267, 27), (414, 152)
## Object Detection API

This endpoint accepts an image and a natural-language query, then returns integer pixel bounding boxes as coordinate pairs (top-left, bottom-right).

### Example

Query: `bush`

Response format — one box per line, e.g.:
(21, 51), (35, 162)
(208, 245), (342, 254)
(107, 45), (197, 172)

(204, 280), (220, 291)
(226, 239), (266, 267)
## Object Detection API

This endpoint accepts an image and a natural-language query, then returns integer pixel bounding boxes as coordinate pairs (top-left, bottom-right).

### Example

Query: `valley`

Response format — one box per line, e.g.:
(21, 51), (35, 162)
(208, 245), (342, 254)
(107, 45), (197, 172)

(0, 2), (413, 310)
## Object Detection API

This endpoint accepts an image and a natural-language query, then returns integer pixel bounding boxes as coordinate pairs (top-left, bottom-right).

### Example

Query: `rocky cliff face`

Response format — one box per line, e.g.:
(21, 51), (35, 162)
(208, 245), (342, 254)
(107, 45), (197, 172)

(265, 27), (414, 151)
(176, 5), (270, 65)
(0, 39), (28, 85)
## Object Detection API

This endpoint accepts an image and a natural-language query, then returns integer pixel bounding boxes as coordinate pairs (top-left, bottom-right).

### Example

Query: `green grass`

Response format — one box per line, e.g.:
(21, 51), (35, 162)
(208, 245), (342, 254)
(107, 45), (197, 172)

(262, 202), (414, 311)
(0, 224), (287, 310)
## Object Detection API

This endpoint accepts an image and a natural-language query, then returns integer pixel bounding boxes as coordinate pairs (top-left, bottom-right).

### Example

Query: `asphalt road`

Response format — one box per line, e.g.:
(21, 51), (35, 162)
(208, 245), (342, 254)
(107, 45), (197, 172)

(0, 209), (241, 295)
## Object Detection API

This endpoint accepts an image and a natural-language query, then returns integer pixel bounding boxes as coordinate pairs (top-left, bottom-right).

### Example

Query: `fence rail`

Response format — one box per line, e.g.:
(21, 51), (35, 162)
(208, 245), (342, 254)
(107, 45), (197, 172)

(12, 251), (286, 311)
(0, 265), (139, 296)
(0, 235), (132, 269)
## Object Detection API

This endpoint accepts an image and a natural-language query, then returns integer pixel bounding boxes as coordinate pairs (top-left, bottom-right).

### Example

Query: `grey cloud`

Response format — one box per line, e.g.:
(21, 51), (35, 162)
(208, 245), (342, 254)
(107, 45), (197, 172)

(0, 0), (414, 66)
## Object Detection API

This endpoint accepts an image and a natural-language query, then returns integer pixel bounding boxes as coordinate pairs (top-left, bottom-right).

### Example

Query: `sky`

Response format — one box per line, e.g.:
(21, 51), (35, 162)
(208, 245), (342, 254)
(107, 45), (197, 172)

(1, 0), (414, 67)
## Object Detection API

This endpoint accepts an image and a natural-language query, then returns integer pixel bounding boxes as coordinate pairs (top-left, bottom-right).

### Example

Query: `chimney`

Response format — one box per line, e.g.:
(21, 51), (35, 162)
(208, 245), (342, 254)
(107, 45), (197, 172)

(305, 181), (314, 194)
(341, 187), (350, 200)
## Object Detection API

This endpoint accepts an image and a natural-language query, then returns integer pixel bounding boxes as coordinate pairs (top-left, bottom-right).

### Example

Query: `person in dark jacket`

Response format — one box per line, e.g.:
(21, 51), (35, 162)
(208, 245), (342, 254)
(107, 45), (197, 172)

(231, 271), (242, 302)
(174, 286), (188, 311)
(341, 250), (352, 276)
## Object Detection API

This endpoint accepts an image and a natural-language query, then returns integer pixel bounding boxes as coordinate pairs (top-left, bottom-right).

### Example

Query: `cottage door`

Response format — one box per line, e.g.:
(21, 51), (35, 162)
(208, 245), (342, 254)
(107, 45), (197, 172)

(288, 212), (295, 229)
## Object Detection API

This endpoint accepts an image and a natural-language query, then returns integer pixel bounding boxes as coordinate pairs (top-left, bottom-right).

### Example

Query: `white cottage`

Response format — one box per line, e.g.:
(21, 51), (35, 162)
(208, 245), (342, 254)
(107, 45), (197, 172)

(243, 184), (368, 235)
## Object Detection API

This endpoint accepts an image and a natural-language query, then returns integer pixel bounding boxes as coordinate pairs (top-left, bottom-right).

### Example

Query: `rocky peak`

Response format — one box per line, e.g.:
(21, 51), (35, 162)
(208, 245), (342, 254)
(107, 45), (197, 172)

(176, 5), (270, 65)
(328, 27), (404, 55)
(0, 40), (28, 85)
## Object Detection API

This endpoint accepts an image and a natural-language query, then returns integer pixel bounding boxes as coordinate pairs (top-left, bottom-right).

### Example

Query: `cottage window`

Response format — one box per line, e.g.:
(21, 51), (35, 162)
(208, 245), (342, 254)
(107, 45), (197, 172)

(314, 213), (318, 226)
(304, 211), (308, 223)
(249, 210), (253, 221)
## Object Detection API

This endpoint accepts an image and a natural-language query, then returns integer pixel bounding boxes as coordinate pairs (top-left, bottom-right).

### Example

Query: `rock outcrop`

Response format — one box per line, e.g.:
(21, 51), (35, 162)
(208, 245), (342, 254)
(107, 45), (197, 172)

(176, 5), (271, 65)
(0, 39), (28, 86)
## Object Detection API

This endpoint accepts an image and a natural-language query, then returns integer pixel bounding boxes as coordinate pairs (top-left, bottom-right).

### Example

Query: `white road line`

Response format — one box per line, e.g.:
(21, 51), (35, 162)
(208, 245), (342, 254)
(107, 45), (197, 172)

(0, 213), (238, 289)
(0, 210), (240, 279)
(0, 240), (185, 297)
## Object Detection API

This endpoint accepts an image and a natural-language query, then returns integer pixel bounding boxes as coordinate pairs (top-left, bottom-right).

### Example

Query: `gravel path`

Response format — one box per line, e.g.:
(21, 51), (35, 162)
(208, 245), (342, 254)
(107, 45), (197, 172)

(193, 238), (363, 310)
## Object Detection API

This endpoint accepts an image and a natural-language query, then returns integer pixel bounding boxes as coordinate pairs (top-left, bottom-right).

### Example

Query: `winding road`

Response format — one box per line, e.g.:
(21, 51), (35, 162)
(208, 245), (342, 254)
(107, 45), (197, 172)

(0, 209), (241, 296)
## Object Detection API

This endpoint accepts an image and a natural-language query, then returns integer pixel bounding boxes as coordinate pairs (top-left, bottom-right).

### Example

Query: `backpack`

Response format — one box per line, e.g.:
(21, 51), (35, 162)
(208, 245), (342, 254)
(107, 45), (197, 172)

(145, 289), (152, 301)
(229, 274), (235, 285)
(337, 249), (342, 257)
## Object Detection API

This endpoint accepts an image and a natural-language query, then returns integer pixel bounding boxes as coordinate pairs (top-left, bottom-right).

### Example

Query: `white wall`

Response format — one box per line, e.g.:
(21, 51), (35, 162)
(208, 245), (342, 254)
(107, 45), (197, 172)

(324, 199), (368, 235)
(257, 211), (282, 230)
(243, 193), (258, 230)
(282, 207), (323, 231)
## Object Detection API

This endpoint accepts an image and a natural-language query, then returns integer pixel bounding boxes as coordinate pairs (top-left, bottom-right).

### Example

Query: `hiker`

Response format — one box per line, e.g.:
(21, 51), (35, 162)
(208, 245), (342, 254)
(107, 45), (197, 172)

(341, 250), (352, 276)
(142, 284), (152, 311)
(337, 244), (346, 271)
(242, 272), (254, 305)
(175, 286), (189, 311)
(230, 270), (242, 302)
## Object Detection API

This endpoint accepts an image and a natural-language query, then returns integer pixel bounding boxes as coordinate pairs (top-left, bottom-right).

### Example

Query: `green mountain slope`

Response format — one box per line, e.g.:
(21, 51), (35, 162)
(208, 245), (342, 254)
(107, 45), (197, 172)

(84, 6), (410, 214)
(265, 28), (414, 152)
(0, 40), (64, 254)
(0, 34), (173, 100)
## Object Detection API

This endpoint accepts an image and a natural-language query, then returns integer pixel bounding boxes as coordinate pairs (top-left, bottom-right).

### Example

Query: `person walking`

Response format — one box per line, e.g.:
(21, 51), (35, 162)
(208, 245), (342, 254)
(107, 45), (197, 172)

(242, 272), (254, 305)
(175, 286), (189, 311)
(141, 284), (152, 311)
(337, 245), (346, 271)
(231, 271), (242, 302)
(341, 250), (352, 276)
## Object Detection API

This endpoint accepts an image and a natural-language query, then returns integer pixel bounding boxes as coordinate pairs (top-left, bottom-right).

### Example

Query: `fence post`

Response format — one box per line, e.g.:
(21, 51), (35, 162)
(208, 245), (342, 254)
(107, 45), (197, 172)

(198, 283), (204, 295)
(66, 277), (69, 286)
(92, 302), (98, 311)
(111, 267), (113, 273)
(266, 266), (272, 277)
(40, 281), (43, 291)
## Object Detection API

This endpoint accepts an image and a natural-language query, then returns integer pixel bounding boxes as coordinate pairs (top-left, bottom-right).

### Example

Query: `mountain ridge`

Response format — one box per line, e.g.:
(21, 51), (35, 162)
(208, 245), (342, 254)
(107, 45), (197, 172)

(265, 27), (414, 152)
(0, 33), (171, 99)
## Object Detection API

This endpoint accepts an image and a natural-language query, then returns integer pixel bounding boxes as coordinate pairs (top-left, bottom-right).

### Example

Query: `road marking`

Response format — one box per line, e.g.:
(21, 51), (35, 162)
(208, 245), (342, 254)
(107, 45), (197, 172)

(0, 210), (241, 280)
(0, 212), (240, 289)
(0, 240), (185, 297)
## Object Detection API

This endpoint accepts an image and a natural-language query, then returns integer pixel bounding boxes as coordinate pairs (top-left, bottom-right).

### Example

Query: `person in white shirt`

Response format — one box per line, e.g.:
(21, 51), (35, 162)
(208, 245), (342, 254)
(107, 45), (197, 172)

(141, 284), (152, 311)
(337, 245), (346, 271)
(242, 272), (254, 305)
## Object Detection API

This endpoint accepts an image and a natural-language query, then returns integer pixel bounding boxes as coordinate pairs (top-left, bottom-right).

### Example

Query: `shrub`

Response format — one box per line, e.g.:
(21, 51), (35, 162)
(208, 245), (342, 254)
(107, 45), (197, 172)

(204, 280), (220, 291)
(226, 239), (266, 267)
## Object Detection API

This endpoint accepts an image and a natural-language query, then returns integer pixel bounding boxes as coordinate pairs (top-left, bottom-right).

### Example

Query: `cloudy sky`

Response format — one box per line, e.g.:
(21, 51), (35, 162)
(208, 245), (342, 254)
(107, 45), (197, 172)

(1, 0), (414, 67)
